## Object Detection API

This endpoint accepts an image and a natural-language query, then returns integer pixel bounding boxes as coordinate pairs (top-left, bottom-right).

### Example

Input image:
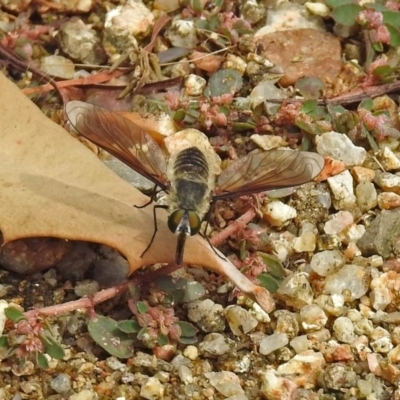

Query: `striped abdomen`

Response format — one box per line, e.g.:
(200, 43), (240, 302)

(172, 147), (210, 213)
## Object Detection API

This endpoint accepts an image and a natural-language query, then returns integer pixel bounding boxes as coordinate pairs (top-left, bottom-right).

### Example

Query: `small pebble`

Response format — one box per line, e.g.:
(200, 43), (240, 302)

(41, 55), (75, 79)
(205, 371), (245, 397)
(74, 280), (99, 297)
(68, 389), (97, 400)
(0, 300), (8, 336)
(374, 171), (400, 194)
(263, 200), (297, 227)
(327, 170), (357, 210)
(50, 374), (72, 394)
(299, 304), (327, 331)
(140, 377), (164, 400)
(324, 265), (371, 301)
(377, 192), (400, 209)
(260, 369), (298, 400)
(104, 1), (154, 36)
(324, 210), (353, 235)
(184, 74), (206, 96)
(187, 299), (226, 332)
(277, 351), (325, 388)
(370, 287), (391, 311)
(293, 230), (316, 252)
(166, 20), (197, 48)
(251, 134), (288, 150)
(333, 316), (355, 343)
(276, 272), (313, 309)
(275, 311), (299, 338)
(226, 305), (258, 335)
(370, 336), (394, 353)
(316, 131), (367, 166)
(377, 147), (400, 171)
(323, 363), (357, 390)
(290, 335), (310, 354)
(223, 54), (247, 75)
(356, 181), (378, 212)
(351, 166), (375, 182)
(183, 345), (198, 360)
(310, 249), (346, 276)
(58, 19), (106, 65)
(259, 333), (289, 355)
(199, 333), (236, 356)
(178, 365), (193, 384)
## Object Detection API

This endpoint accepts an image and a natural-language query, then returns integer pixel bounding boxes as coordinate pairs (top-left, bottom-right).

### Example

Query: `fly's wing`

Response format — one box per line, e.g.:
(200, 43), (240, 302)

(214, 150), (324, 199)
(65, 101), (169, 190)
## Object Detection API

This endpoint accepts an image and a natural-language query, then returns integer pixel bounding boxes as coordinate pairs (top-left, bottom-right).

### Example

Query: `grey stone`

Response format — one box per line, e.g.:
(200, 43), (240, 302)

(358, 208), (400, 257)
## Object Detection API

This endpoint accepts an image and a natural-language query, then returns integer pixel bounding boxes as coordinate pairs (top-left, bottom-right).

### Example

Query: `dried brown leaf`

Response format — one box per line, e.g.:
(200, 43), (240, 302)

(0, 72), (275, 312)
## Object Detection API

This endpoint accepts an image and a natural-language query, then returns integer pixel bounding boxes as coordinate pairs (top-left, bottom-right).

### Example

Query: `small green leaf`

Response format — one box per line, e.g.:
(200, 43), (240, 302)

(137, 301), (149, 314)
(383, 11), (400, 28)
(331, 109), (359, 133)
(154, 276), (178, 292)
(361, 123), (379, 152)
(179, 336), (198, 344)
(175, 321), (199, 338)
(184, 108), (201, 124)
(233, 121), (256, 132)
(204, 69), (243, 98)
(328, 104), (347, 115)
(36, 352), (49, 369)
(41, 335), (65, 360)
(137, 328), (149, 341)
(372, 64), (396, 82)
(358, 98), (374, 111)
(195, 19), (209, 30)
(191, 0), (202, 13)
(157, 334), (169, 346)
(128, 283), (141, 302)
(5, 307), (25, 322)
(325, 0), (355, 6)
(0, 335), (8, 347)
(331, 4), (363, 25)
(295, 77), (324, 99)
(257, 252), (286, 279)
(118, 319), (141, 334)
(295, 119), (330, 135)
(183, 281), (205, 302)
(300, 135), (311, 152)
(173, 109), (186, 122)
(310, 106), (329, 119)
(372, 40), (384, 52)
(301, 100), (318, 114)
(257, 274), (282, 293)
(386, 24), (400, 47)
(219, 105), (230, 115)
(88, 315), (134, 359)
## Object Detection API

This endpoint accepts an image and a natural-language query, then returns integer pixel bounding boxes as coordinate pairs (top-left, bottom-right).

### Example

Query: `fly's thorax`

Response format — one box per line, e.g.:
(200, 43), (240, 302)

(167, 147), (214, 217)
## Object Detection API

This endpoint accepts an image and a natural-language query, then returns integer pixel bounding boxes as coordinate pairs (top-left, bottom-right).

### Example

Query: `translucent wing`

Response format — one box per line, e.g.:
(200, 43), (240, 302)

(214, 150), (324, 199)
(65, 101), (169, 190)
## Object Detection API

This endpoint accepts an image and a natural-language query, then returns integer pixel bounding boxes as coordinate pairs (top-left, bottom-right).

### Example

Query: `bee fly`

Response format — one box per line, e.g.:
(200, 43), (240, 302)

(66, 101), (325, 265)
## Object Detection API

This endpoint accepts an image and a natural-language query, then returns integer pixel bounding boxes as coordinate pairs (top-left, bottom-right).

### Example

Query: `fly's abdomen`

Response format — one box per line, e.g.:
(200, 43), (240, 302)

(173, 147), (210, 212)
(174, 147), (209, 180)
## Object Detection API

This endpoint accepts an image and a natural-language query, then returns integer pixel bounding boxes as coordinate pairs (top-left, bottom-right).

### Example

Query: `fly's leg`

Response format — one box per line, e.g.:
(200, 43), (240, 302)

(135, 185), (159, 209)
(201, 202), (226, 261)
(140, 204), (168, 258)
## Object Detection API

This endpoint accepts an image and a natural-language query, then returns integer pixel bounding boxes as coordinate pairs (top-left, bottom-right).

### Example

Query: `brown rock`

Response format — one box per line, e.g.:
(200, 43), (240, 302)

(0, 238), (71, 274)
(257, 29), (342, 87)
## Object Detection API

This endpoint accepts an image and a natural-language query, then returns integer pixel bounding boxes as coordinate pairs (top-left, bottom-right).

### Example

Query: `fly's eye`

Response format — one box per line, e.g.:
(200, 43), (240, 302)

(168, 209), (184, 233)
(168, 210), (201, 236)
(187, 211), (201, 235)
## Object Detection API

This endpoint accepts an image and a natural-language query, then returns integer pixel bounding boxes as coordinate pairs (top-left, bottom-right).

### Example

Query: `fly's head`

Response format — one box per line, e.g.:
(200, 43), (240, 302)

(168, 209), (202, 265)
(168, 209), (201, 237)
